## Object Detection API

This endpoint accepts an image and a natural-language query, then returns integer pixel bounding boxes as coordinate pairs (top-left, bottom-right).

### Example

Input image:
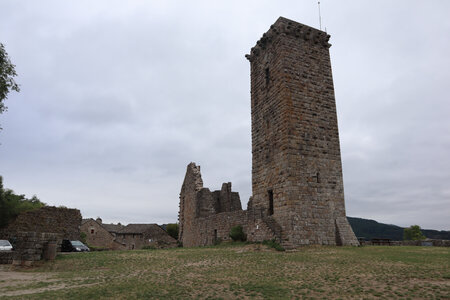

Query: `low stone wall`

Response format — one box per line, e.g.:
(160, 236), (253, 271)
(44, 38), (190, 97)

(185, 209), (277, 247)
(0, 231), (61, 266)
(400, 240), (450, 247)
(361, 240), (450, 247)
(0, 251), (14, 264)
(430, 239), (450, 247)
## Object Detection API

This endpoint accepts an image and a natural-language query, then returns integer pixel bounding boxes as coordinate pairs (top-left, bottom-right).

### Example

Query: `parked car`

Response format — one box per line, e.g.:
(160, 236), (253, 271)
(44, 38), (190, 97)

(0, 240), (13, 251)
(61, 240), (90, 252)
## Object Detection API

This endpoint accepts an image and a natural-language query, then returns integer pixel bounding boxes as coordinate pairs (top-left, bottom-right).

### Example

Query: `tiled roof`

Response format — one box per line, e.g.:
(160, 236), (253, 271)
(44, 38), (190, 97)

(118, 224), (177, 244)
(102, 223), (125, 233)
(118, 224), (160, 234)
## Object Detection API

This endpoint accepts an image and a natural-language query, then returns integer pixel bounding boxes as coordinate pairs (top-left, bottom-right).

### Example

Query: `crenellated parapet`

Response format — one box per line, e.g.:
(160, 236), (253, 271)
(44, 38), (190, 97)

(245, 17), (331, 62)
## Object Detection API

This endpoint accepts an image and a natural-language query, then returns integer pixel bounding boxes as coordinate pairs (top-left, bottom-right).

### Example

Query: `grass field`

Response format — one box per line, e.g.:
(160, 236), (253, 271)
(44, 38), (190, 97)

(0, 243), (449, 299)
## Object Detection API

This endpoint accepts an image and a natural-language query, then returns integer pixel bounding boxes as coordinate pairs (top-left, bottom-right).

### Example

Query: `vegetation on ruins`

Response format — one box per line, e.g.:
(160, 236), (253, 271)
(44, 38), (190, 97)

(166, 223), (179, 240)
(404, 225), (426, 241)
(0, 43), (20, 117)
(229, 225), (246, 242)
(141, 245), (157, 250)
(0, 176), (46, 228)
(262, 239), (285, 251)
(1, 244), (448, 298)
(79, 232), (87, 244)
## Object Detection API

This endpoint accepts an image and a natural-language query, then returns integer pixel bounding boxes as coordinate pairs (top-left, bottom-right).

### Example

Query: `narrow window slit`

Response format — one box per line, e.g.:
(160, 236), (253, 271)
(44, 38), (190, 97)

(265, 67), (270, 85)
(268, 189), (274, 215)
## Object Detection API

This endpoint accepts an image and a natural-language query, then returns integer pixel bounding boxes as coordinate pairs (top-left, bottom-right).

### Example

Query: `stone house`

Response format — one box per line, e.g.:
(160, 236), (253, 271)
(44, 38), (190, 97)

(80, 218), (125, 250)
(80, 219), (177, 250)
(115, 224), (177, 250)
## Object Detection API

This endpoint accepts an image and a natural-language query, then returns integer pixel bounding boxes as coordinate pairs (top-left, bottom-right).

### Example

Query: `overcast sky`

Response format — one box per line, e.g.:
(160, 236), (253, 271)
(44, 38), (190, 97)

(0, 1), (449, 230)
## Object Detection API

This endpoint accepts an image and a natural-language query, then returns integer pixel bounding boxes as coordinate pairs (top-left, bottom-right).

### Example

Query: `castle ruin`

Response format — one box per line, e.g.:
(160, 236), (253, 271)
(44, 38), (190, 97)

(178, 17), (359, 248)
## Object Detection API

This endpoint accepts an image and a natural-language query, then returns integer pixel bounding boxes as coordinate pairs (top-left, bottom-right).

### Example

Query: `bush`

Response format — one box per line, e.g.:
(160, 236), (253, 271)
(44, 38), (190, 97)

(80, 232), (87, 244)
(262, 239), (285, 251)
(229, 225), (246, 242)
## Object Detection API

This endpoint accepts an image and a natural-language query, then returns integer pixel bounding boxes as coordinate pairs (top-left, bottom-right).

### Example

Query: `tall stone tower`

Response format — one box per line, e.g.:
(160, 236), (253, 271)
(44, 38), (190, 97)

(246, 17), (358, 246)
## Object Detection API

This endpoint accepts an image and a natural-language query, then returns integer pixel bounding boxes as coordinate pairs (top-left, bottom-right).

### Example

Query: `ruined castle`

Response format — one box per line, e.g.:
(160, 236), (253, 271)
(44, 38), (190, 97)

(178, 17), (359, 248)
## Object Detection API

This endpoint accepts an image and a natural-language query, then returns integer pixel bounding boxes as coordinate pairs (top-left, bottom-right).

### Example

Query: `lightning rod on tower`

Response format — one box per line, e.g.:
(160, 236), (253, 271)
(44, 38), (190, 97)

(318, 1), (322, 30)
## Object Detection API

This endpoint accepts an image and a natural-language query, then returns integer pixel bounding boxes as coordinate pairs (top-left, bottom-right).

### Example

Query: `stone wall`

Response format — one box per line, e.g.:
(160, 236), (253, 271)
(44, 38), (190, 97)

(142, 225), (178, 248)
(0, 206), (81, 264)
(115, 233), (144, 250)
(0, 251), (14, 264)
(0, 232), (60, 265)
(3, 206), (81, 240)
(178, 163), (203, 247)
(245, 17), (358, 247)
(179, 163), (277, 247)
(397, 240), (450, 247)
(189, 210), (281, 246)
(358, 240), (450, 247)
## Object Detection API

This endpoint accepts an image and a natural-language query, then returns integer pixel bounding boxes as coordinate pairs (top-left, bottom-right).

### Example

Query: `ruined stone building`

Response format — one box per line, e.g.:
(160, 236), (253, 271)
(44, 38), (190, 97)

(178, 17), (359, 248)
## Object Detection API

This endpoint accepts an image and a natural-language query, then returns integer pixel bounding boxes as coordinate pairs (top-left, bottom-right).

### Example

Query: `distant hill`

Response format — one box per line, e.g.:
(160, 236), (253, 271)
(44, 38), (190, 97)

(347, 217), (450, 241)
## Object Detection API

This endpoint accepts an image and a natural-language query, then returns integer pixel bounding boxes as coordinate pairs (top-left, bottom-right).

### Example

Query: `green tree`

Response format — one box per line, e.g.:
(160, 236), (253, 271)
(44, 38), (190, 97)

(166, 223), (179, 240)
(0, 176), (46, 228)
(0, 43), (20, 116)
(403, 225), (426, 241)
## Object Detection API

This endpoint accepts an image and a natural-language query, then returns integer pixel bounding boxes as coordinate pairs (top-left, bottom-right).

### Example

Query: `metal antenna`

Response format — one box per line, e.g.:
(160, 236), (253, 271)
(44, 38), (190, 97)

(318, 1), (322, 30)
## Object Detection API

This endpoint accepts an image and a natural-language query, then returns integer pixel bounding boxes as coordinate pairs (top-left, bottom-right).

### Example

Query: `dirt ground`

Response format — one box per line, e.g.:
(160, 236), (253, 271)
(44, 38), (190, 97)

(0, 265), (97, 297)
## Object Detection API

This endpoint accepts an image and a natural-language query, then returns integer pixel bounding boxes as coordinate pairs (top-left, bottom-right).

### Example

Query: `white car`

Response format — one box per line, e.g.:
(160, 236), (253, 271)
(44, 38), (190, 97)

(0, 240), (13, 251)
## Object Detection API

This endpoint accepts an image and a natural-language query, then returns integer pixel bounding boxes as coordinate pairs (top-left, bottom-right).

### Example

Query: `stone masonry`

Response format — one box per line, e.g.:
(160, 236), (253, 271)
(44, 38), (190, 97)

(0, 231), (61, 265)
(0, 206), (81, 264)
(80, 218), (126, 250)
(178, 17), (359, 248)
(2, 206), (81, 240)
(178, 163), (277, 247)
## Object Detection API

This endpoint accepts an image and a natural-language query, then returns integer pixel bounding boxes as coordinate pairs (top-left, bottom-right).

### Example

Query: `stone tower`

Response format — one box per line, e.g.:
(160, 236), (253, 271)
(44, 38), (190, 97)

(245, 17), (358, 246)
